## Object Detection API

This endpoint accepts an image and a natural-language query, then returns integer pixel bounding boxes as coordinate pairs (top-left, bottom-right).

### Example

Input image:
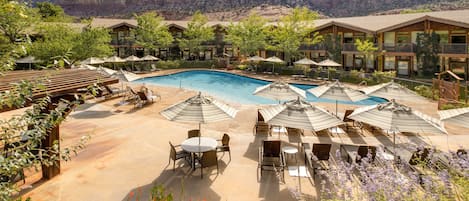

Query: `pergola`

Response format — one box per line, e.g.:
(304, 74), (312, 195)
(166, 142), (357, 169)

(0, 69), (119, 180)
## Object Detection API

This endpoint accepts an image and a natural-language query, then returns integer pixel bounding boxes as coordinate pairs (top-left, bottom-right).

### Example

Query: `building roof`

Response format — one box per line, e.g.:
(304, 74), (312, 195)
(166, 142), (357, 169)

(90, 9), (469, 34)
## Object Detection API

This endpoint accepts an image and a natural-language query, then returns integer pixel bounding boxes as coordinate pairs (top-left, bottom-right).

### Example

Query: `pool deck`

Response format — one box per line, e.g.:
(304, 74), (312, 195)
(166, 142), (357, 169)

(3, 69), (468, 201)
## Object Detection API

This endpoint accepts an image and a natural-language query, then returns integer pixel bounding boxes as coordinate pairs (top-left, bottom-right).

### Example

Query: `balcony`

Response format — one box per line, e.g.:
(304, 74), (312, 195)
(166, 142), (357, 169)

(342, 43), (358, 52)
(111, 39), (135, 47)
(439, 43), (468, 55)
(382, 43), (415, 53)
(299, 43), (325, 51)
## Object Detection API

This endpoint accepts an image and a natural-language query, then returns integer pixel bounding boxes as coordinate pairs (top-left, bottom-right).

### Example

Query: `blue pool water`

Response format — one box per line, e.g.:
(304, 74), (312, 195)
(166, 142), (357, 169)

(135, 70), (387, 105)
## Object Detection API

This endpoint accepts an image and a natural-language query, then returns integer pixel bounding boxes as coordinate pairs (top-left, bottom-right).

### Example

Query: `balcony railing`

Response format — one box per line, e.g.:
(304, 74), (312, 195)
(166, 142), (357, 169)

(299, 43), (325, 51)
(111, 39), (135, 46)
(382, 43), (415, 53)
(342, 43), (358, 52)
(439, 43), (468, 54)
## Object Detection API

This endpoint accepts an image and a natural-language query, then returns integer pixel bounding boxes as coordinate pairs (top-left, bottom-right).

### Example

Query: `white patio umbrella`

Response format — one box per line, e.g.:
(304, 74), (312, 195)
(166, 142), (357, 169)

(348, 100), (447, 151)
(438, 107), (469, 128)
(79, 64), (97, 70)
(160, 92), (238, 142)
(97, 66), (117, 76)
(308, 80), (369, 116)
(318, 59), (342, 67)
(141, 55), (159, 61)
(360, 80), (426, 102)
(253, 81), (306, 102)
(112, 69), (141, 82)
(294, 58), (319, 66)
(264, 56), (284, 74)
(259, 98), (344, 132)
(125, 55), (142, 71)
(247, 56), (266, 62)
(105, 56), (126, 69)
(81, 57), (105, 65)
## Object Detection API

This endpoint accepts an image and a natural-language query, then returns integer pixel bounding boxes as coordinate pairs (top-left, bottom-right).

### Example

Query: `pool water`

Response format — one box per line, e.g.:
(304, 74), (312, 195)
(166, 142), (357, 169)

(135, 70), (386, 105)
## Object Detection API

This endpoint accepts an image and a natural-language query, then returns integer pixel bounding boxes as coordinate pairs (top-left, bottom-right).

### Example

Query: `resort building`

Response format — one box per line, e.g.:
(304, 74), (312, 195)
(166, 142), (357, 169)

(89, 9), (469, 79)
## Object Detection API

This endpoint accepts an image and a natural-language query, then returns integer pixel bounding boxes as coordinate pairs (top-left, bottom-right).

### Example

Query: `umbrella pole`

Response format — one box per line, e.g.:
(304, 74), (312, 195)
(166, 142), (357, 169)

(335, 100), (338, 117)
(199, 122), (201, 145)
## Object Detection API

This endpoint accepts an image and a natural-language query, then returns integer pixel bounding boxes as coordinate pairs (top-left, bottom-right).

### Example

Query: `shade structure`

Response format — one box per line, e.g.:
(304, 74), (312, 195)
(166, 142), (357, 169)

(360, 80), (426, 102)
(349, 99), (447, 136)
(253, 81), (306, 101)
(97, 66), (117, 76)
(125, 55), (142, 62)
(308, 80), (369, 102)
(79, 64), (97, 70)
(141, 55), (159, 61)
(105, 56), (126, 63)
(265, 56), (284, 63)
(259, 98), (343, 131)
(160, 92), (238, 124)
(439, 107), (469, 128)
(318, 59), (341, 67)
(112, 69), (141, 82)
(81, 57), (105, 65)
(294, 58), (319, 65)
(247, 56), (266, 62)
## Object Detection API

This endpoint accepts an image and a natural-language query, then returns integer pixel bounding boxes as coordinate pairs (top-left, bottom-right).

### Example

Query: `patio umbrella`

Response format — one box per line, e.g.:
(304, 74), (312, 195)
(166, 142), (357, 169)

(259, 98), (344, 132)
(308, 80), (369, 116)
(318, 59), (341, 67)
(360, 80), (426, 102)
(105, 56), (126, 69)
(97, 66), (117, 76)
(16, 56), (42, 70)
(348, 99), (447, 151)
(79, 64), (98, 70)
(438, 107), (469, 128)
(264, 56), (284, 74)
(81, 57), (105, 65)
(247, 56), (266, 62)
(141, 55), (159, 61)
(294, 58), (319, 76)
(253, 81), (306, 102)
(112, 69), (141, 82)
(125, 55), (142, 71)
(160, 92), (238, 142)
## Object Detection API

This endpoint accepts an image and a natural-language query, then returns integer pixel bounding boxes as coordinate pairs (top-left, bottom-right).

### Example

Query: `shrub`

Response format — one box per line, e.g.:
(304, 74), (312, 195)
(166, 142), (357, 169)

(155, 60), (180, 69)
(178, 60), (216, 68)
(414, 85), (434, 99)
(371, 71), (396, 84)
(341, 70), (363, 84)
(237, 64), (247, 70)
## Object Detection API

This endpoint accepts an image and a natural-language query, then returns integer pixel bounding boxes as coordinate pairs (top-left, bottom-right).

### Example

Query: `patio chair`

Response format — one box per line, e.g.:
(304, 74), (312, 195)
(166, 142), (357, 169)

(216, 133), (231, 160)
(103, 85), (125, 99)
(254, 110), (270, 135)
(138, 86), (161, 104)
(168, 141), (190, 171)
(188, 129), (201, 138)
(195, 150), (219, 179)
(124, 86), (143, 106)
(302, 143), (332, 176)
(340, 144), (376, 164)
(258, 140), (285, 182)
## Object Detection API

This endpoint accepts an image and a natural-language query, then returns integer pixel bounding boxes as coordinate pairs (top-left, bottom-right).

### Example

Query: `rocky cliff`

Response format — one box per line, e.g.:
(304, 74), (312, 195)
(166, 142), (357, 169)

(30, 0), (469, 19)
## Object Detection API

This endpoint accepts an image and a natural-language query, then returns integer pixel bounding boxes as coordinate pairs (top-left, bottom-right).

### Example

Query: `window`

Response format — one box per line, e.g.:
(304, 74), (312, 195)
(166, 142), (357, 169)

(384, 32), (395, 45)
(451, 35), (466, 44)
(384, 57), (395, 70)
(343, 33), (353, 43)
(396, 32), (410, 44)
(435, 31), (449, 44)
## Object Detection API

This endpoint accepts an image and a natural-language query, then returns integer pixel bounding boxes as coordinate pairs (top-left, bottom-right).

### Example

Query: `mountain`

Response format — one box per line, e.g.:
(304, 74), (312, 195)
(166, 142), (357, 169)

(30, 0), (469, 20)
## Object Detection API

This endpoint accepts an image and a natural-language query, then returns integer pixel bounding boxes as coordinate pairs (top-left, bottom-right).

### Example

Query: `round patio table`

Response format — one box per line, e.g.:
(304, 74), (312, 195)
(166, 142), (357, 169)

(181, 137), (218, 169)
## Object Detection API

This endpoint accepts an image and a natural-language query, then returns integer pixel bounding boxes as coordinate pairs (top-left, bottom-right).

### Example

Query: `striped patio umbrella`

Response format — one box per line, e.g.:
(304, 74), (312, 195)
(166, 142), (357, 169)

(81, 57), (105, 65)
(349, 100), (447, 151)
(259, 98), (343, 132)
(308, 80), (369, 115)
(253, 81), (306, 102)
(160, 92), (238, 135)
(360, 80), (426, 102)
(438, 107), (469, 128)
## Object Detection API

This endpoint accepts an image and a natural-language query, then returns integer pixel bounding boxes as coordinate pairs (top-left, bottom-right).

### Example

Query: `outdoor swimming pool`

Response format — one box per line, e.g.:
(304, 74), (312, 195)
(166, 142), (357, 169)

(135, 70), (387, 105)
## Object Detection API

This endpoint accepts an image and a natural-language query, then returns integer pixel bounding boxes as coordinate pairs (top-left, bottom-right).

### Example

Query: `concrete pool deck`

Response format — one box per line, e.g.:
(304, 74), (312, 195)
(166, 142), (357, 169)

(2, 70), (468, 201)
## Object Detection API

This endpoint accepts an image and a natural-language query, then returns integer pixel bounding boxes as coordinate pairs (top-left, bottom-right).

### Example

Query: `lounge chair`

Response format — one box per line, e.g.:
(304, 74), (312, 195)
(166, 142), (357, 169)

(340, 144), (376, 164)
(258, 140), (285, 182)
(254, 110), (270, 135)
(168, 141), (190, 171)
(102, 85), (125, 99)
(188, 129), (201, 138)
(216, 133), (231, 160)
(302, 143), (332, 177)
(195, 150), (219, 179)
(137, 87), (160, 104)
(343, 109), (363, 131)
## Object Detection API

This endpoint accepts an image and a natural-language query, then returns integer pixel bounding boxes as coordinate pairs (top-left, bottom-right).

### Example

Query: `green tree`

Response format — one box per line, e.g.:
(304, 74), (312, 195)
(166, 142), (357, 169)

(178, 11), (214, 59)
(266, 7), (321, 64)
(354, 38), (378, 72)
(415, 32), (440, 76)
(400, 8), (432, 14)
(73, 27), (113, 61)
(35, 2), (72, 22)
(225, 12), (267, 57)
(134, 12), (173, 54)
(324, 34), (342, 62)
(0, 0), (37, 44)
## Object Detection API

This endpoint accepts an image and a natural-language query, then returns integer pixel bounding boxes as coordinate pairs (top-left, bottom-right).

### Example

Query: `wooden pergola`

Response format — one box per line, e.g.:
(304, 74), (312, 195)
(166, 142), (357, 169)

(0, 69), (119, 180)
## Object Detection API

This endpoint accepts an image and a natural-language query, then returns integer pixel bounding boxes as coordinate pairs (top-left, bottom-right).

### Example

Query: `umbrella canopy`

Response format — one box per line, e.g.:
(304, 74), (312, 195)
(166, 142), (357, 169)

(16, 56), (42, 64)
(318, 59), (341, 67)
(160, 92), (238, 124)
(81, 57), (105, 65)
(97, 66), (117, 76)
(79, 64), (98, 70)
(308, 80), (368, 102)
(349, 100), (447, 134)
(247, 56), (266, 62)
(439, 107), (469, 128)
(125, 55), (142, 62)
(105, 56), (126, 63)
(112, 69), (141, 82)
(141, 55), (159, 61)
(294, 58), (319, 65)
(264, 56), (284, 63)
(360, 81), (426, 101)
(253, 81), (306, 101)
(259, 98), (343, 131)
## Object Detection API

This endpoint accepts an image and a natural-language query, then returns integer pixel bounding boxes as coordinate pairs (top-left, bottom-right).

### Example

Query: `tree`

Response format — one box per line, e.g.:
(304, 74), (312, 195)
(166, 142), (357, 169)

(225, 12), (267, 57)
(415, 32), (440, 76)
(0, 0), (37, 44)
(35, 2), (72, 22)
(178, 11), (214, 59)
(133, 12), (173, 54)
(355, 38), (378, 72)
(265, 7), (321, 64)
(324, 34), (342, 63)
(73, 27), (113, 61)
